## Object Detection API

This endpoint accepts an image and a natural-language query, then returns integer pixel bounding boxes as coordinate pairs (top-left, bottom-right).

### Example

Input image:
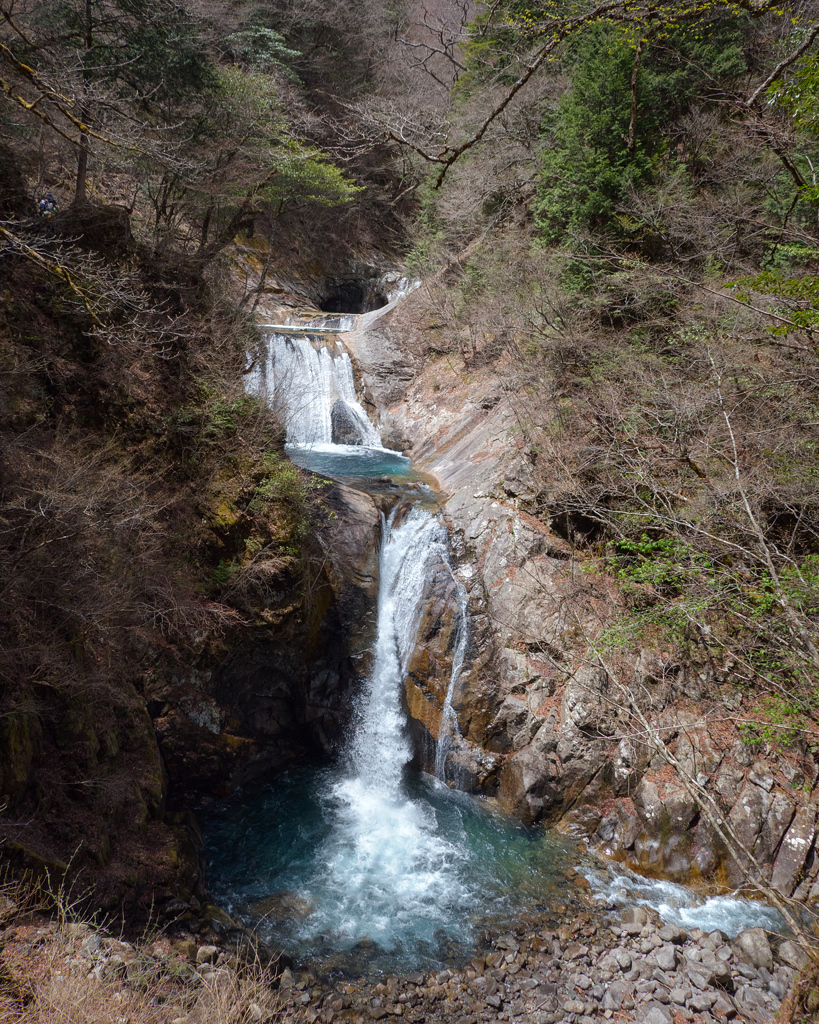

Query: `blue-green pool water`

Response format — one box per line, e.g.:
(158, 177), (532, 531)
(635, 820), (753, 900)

(286, 443), (415, 479)
(202, 765), (578, 974)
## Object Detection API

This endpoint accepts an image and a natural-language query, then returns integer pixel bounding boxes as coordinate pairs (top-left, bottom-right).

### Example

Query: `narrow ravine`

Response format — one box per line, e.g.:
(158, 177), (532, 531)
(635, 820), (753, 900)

(204, 312), (793, 994)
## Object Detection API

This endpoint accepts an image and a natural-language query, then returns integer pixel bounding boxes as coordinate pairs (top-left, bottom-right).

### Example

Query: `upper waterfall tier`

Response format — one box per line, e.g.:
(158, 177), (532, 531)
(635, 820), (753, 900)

(249, 333), (381, 448)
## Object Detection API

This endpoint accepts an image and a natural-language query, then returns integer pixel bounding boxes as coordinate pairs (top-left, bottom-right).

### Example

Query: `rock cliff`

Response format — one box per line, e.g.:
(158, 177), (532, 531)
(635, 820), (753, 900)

(347, 291), (819, 905)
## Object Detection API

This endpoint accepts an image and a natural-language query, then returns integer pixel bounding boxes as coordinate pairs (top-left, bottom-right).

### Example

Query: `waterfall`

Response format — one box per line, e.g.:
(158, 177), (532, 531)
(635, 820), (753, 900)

(249, 332), (381, 447)
(433, 567), (468, 783)
(318, 506), (468, 947)
(347, 506), (447, 788)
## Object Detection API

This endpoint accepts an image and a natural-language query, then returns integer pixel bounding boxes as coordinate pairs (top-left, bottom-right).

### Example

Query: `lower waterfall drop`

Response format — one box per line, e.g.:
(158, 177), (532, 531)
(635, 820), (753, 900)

(202, 504), (579, 971)
(321, 506), (463, 949)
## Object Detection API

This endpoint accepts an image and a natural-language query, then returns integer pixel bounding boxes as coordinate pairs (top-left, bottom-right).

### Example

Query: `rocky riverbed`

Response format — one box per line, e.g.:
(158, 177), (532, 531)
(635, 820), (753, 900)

(275, 906), (804, 1024)
(2, 889), (809, 1024)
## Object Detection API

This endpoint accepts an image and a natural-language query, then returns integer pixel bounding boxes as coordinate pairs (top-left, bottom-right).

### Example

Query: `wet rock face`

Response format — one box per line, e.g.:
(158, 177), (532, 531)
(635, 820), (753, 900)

(331, 400), (365, 444)
(353, 295), (819, 898)
(400, 539), (501, 786)
(0, 676), (201, 916)
(154, 483), (382, 805)
(316, 483), (381, 649)
(0, 142), (33, 216)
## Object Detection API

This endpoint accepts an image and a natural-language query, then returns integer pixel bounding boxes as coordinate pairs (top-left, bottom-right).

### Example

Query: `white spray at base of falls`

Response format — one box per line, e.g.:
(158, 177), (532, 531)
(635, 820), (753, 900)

(321, 507), (467, 947)
(248, 332), (380, 447)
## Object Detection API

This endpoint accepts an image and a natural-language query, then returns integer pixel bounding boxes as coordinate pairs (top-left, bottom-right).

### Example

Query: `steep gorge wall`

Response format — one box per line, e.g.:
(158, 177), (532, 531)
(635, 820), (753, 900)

(348, 292), (819, 905)
(0, 478), (384, 919)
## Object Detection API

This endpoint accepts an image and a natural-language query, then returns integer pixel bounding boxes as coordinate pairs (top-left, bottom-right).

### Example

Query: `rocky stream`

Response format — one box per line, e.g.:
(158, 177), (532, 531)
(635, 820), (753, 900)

(178, 281), (819, 1024)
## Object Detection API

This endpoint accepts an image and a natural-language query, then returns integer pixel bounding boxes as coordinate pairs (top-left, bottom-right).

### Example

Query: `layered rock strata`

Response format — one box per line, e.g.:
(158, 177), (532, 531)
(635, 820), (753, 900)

(346, 295), (819, 903)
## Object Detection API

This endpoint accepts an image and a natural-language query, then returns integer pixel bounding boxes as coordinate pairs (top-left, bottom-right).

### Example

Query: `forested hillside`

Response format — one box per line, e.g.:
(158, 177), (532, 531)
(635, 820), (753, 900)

(2, 0), (819, 1017)
(421, 0), (819, 760)
(365, 0), (819, 746)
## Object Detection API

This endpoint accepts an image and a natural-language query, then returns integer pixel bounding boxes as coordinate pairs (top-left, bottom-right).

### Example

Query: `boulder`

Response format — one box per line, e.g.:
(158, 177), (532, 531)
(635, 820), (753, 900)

(776, 939), (809, 971)
(733, 928), (773, 973)
(496, 722), (560, 823)
(331, 399), (366, 444)
(727, 782), (774, 884)
(770, 804), (817, 896)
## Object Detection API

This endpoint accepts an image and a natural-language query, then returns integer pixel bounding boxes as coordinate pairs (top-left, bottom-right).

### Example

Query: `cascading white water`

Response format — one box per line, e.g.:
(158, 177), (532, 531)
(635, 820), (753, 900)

(434, 568), (468, 782)
(318, 507), (469, 948)
(248, 332), (380, 447)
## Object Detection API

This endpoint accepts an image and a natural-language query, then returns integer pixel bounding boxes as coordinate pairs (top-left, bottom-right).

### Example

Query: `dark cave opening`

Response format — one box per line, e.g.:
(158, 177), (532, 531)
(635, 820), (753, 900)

(319, 281), (388, 314)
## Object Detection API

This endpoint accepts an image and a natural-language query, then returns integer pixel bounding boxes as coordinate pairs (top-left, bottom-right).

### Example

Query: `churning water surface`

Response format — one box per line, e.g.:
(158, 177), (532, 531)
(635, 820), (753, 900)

(203, 766), (578, 974)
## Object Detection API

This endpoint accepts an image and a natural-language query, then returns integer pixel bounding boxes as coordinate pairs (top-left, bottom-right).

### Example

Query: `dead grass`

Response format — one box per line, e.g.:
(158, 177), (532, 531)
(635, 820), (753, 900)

(2, 920), (287, 1024)
(0, 873), (287, 1024)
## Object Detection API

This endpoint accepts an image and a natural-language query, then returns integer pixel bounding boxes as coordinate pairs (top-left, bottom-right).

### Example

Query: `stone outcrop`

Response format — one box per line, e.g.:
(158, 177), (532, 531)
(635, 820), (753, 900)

(331, 399), (366, 444)
(151, 482), (382, 807)
(351, 292), (819, 903)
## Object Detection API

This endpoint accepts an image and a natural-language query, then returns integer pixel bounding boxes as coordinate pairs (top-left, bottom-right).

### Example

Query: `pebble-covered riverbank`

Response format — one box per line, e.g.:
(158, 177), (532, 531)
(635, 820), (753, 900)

(275, 904), (804, 1024)
(2, 894), (809, 1024)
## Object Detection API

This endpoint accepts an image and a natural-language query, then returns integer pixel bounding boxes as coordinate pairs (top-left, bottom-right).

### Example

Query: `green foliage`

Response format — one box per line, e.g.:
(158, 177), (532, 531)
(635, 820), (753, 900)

(533, 26), (657, 241)
(223, 19), (301, 80)
(212, 559), (236, 587)
(38, 0), (218, 105)
(260, 140), (364, 208)
(204, 68), (362, 210)
(459, 0), (540, 91)
(739, 692), (819, 750)
(247, 454), (311, 539)
(731, 268), (819, 338)
(599, 531), (819, 747)
(772, 52), (819, 204)
(533, 16), (747, 243)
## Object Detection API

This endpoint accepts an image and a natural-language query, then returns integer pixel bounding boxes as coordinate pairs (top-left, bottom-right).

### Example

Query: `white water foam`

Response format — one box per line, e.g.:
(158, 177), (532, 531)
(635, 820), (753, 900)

(305, 507), (471, 949)
(586, 865), (785, 937)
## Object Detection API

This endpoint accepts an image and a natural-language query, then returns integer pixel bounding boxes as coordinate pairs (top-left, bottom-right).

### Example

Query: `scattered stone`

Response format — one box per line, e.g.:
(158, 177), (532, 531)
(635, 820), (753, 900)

(614, 949), (632, 971)
(711, 990), (737, 1019)
(734, 984), (775, 1019)
(733, 928), (773, 973)
(689, 990), (717, 1012)
(655, 944), (679, 971)
(777, 938), (809, 971)
(195, 944), (219, 965)
(643, 1001), (674, 1024)
(80, 933), (102, 958)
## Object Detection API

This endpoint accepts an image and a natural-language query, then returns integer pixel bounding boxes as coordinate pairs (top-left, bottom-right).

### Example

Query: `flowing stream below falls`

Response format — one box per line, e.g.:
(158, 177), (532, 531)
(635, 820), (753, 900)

(204, 315), (785, 977)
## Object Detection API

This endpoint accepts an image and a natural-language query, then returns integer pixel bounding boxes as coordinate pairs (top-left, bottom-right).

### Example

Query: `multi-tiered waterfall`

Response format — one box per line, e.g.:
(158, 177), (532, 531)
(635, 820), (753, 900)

(203, 318), (577, 967)
(205, 312), (778, 972)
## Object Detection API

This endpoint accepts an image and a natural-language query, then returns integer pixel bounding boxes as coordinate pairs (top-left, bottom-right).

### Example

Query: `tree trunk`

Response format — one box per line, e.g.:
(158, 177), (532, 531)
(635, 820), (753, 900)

(74, 0), (93, 203)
